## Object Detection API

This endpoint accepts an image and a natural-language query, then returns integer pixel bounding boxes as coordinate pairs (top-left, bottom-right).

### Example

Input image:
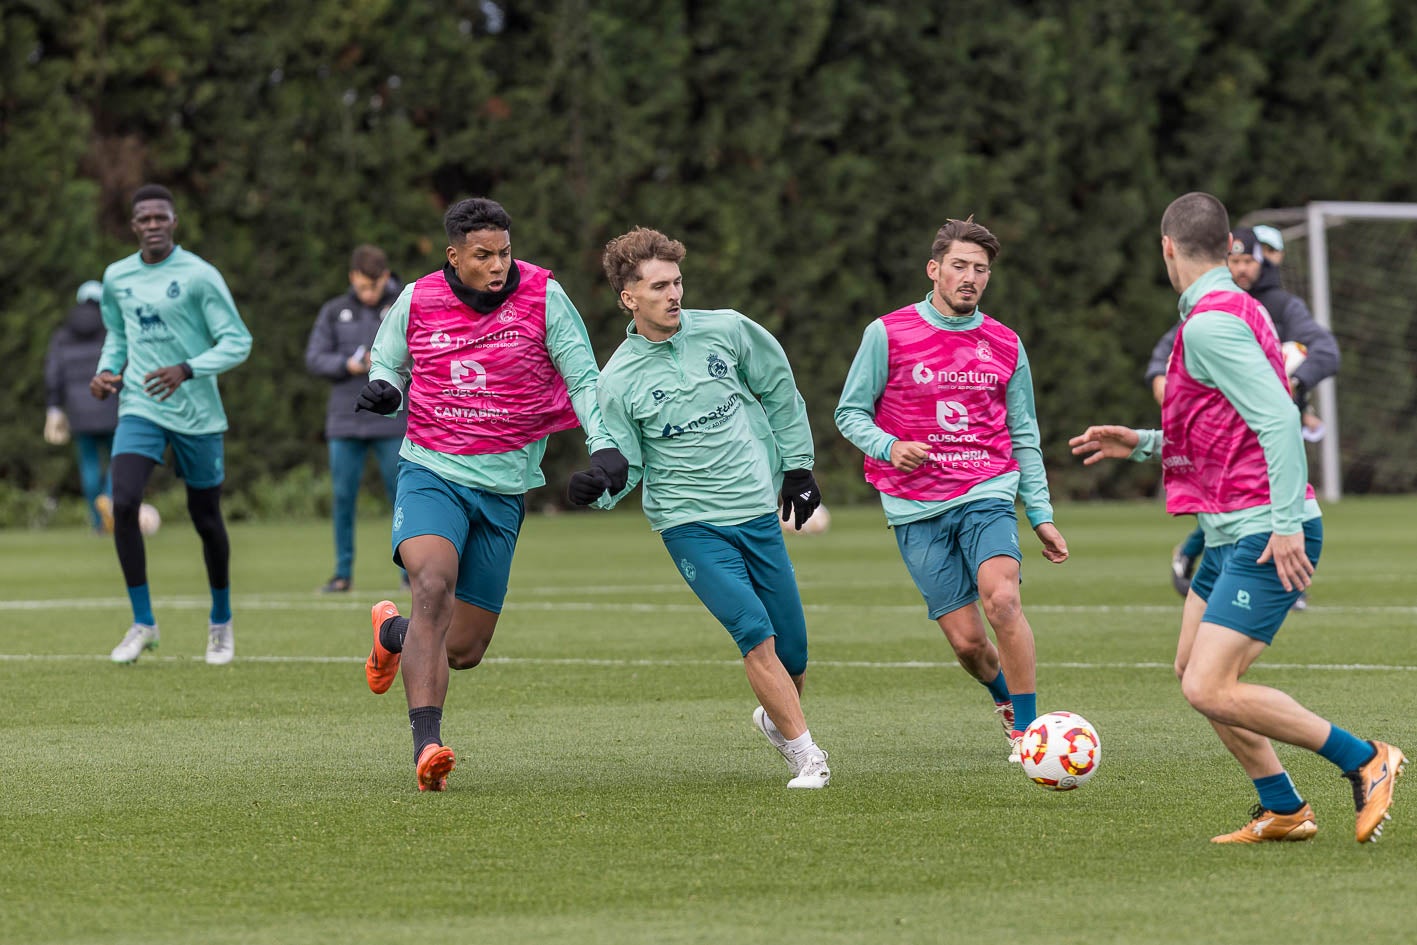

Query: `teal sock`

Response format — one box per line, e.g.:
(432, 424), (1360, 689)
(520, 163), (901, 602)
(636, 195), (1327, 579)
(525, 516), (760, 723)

(1254, 772), (1304, 814)
(1012, 692), (1037, 731)
(210, 586), (231, 624)
(1317, 725), (1375, 773)
(984, 669), (1010, 704)
(127, 584), (155, 627)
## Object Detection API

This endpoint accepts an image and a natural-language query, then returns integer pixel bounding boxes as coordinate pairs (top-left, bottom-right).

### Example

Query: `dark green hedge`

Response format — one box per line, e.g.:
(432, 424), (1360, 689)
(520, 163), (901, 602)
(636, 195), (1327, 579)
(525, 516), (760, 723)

(5, 0), (1415, 512)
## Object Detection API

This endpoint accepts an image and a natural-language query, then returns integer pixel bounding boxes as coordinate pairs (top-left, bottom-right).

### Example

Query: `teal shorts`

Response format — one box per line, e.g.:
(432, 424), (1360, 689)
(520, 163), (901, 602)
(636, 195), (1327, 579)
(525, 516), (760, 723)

(895, 498), (1022, 619)
(391, 461), (525, 613)
(660, 513), (809, 673)
(112, 415), (225, 488)
(1189, 518), (1323, 644)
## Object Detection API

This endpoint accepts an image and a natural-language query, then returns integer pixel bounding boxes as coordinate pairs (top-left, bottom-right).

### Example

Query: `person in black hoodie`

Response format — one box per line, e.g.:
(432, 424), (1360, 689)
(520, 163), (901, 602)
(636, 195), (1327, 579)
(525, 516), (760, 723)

(306, 245), (409, 593)
(44, 281), (120, 531)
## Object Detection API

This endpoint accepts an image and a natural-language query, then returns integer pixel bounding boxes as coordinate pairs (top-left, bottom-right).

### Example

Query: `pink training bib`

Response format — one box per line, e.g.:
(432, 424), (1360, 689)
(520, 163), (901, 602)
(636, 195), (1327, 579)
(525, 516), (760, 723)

(864, 305), (1021, 500)
(404, 262), (578, 455)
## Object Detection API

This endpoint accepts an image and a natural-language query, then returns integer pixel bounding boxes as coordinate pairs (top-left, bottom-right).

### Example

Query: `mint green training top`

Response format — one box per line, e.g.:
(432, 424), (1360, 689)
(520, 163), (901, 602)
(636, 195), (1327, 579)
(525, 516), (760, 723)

(1128, 266), (1320, 546)
(98, 246), (252, 435)
(834, 294), (1054, 529)
(593, 308), (814, 532)
(368, 277), (613, 494)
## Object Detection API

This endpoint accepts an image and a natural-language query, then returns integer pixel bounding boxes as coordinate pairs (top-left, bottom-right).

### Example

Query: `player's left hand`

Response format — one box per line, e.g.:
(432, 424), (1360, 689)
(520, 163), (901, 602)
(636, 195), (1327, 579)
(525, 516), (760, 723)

(589, 448), (629, 495)
(144, 363), (193, 401)
(567, 468), (612, 506)
(1257, 530), (1314, 592)
(779, 469), (821, 530)
(1034, 522), (1069, 563)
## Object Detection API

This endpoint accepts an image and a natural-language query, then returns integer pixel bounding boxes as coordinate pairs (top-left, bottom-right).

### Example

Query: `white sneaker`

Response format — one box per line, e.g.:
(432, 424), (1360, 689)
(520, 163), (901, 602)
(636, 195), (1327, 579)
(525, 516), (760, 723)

(787, 749), (831, 789)
(752, 705), (801, 774)
(111, 623), (159, 663)
(205, 621), (234, 665)
(1009, 733), (1024, 764)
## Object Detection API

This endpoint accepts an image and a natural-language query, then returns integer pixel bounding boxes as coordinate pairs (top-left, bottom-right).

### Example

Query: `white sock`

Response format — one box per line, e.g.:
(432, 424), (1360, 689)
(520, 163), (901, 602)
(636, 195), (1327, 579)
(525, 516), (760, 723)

(784, 730), (815, 756)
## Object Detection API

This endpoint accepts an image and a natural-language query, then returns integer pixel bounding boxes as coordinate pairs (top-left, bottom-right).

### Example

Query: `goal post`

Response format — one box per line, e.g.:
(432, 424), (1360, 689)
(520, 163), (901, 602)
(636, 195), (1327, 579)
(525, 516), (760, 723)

(1240, 201), (1417, 502)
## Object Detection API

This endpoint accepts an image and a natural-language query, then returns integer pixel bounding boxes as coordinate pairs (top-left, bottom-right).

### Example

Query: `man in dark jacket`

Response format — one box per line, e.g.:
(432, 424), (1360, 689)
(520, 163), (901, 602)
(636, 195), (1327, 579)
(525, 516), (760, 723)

(305, 245), (408, 593)
(45, 281), (120, 531)
(1144, 225), (1340, 607)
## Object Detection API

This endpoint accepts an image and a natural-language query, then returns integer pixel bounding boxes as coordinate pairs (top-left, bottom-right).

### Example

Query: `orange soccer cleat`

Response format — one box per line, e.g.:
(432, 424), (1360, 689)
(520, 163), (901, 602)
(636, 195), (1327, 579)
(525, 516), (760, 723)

(1347, 740), (1407, 844)
(1211, 803), (1317, 844)
(365, 600), (402, 694)
(416, 743), (456, 792)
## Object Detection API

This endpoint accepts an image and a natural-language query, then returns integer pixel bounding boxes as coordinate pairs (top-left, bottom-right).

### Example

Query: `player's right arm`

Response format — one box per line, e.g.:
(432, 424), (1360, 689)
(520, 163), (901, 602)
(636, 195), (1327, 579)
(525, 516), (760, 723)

(92, 276), (127, 398)
(834, 319), (907, 462)
(365, 284), (414, 413)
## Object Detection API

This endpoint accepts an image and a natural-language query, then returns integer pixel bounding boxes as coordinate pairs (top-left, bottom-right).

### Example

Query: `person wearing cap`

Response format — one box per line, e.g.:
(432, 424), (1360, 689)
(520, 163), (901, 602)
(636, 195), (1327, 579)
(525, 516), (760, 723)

(44, 280), (120, 532)
(1251, 225), (1286, 267)
(1145, 225), (1340, 609)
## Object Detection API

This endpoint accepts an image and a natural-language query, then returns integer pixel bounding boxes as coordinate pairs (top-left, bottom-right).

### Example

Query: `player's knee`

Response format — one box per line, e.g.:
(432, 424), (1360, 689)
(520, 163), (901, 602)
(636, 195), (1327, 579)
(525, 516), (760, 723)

(1179, 674), (1230, 719)
(445, 642), (487, 671)
(111, 494), (141, 524)
(979, 587), (1023, 627)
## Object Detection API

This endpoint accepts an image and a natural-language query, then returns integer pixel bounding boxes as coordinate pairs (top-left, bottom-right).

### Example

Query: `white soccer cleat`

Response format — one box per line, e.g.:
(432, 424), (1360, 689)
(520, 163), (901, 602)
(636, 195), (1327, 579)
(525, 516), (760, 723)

(787, 749), (831, 789)
(205, 621), (234, 665)
(111, 623), (159, 663)
(994, 701), (1015, 739)
(752, 705), (801, 774)
(1009, 733), (1024, 764)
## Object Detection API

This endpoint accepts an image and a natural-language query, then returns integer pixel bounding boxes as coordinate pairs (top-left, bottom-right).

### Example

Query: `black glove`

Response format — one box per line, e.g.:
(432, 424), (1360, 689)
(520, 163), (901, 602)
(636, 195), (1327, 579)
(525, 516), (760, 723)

(1291, 379), (1310, 413)
(779, 469), (821, 530)
(589, 448), (629, 494)
(355, 379), (402, 415)
(567, 468), (612, 506)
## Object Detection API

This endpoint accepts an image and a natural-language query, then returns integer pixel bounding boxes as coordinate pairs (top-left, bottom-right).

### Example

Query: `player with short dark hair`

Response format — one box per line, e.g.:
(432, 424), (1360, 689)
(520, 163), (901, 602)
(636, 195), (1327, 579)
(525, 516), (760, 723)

(835, 216), (1069, 763)
(357, 197), (624, 792)
(568, 226), (831, 789)
(1071, 191), (1404, 844)
(93, 184), (252, 665)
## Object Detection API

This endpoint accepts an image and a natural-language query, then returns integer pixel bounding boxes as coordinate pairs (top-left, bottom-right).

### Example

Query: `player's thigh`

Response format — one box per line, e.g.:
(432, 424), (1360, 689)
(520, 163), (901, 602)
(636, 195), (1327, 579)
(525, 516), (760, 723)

(392, 463), (471, 573)
(662, 522), (773, 656)
(960, 499), (1023, 597)
(111, 416), (169, 467)
(895, 513), (975, 619)
(446, 599), (500, 666)
(736, 513), (809, 673)
(935, 601), (990, 652)
(453, 489), (526, 614)
(1183, 621), (1269, 692)
(1200, 521), (1323, 646)
(168, 430), (225, 489)
(1174, 590), (1209, 676)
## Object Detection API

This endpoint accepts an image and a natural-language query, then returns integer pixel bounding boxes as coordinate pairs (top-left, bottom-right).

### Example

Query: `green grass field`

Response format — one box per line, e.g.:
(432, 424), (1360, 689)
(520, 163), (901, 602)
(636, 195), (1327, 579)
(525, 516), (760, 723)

(3, 497), (1415, 945)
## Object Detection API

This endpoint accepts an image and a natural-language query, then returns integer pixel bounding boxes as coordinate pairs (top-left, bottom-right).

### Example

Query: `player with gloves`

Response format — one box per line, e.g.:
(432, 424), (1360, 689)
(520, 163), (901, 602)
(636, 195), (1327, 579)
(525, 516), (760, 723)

(566, 226), (831, 790)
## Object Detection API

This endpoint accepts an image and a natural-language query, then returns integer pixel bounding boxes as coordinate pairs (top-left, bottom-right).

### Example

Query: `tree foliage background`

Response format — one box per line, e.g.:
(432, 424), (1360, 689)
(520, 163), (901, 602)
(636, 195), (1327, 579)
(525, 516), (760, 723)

(4, 0), (1415, 518)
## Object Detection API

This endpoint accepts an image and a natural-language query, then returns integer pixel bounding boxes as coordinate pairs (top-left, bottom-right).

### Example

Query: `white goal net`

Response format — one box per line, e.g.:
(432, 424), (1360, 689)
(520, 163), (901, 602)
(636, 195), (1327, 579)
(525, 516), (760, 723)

(1239, 202), (1417, 500)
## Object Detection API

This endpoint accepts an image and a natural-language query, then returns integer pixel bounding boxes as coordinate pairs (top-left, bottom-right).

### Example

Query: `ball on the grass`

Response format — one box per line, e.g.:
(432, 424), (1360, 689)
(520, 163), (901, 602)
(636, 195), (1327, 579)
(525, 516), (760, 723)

(780, 502), (830, 536)
(138, 503), (161, 537)
(1019, 711), (1100, 791)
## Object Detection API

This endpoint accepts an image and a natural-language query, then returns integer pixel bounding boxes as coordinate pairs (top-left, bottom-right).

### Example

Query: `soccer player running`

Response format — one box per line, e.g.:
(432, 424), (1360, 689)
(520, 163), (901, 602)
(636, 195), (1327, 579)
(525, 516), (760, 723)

(93, 184), (252, 666)
(1070, 192), (1404, 844)
(566, 227), (831, 789)
(357, 198), (625, 792)
(834, 216), (1068, 763)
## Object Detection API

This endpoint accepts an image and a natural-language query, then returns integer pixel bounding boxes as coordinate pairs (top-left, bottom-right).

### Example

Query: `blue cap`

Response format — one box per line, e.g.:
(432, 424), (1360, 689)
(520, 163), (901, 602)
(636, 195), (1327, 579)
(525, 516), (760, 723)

(1252, 225), (1284, 252)
(76, 280), (103, 304)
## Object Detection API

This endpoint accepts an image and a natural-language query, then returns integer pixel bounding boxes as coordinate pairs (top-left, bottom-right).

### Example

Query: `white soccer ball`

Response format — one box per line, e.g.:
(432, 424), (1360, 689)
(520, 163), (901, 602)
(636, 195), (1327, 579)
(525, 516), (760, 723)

(780, 502), (831, 536)
(1019, 711), (1100, 791)
(1282, 341), (1307, 378)
(138, 503), (161, 537)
